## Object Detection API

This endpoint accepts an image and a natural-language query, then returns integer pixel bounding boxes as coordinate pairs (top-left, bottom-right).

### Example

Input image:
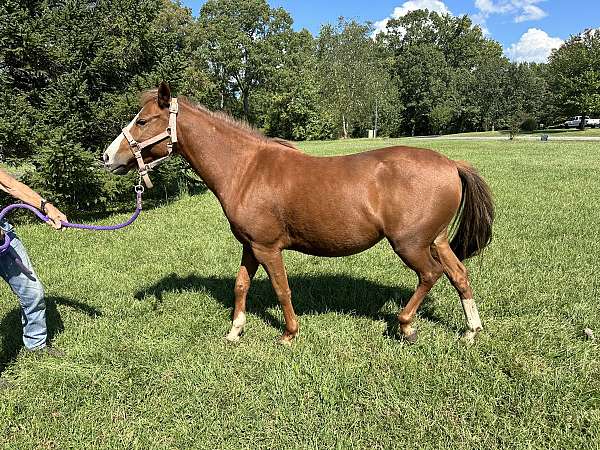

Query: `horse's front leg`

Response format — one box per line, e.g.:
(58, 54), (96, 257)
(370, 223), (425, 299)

(225, 246), (258, 343)
(252, 247), (298, 345)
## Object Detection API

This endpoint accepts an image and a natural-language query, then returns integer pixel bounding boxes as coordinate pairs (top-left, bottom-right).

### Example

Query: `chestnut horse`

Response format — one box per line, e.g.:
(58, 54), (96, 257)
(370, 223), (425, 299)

(103, 82), (494, 345)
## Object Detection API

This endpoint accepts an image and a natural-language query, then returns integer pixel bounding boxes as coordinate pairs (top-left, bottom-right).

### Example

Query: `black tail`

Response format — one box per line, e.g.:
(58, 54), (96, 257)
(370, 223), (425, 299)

(450, 161), (494, 261)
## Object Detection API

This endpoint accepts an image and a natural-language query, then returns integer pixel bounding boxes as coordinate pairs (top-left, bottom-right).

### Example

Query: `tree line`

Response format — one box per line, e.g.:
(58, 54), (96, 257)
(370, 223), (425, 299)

(1, 0), (598, 214)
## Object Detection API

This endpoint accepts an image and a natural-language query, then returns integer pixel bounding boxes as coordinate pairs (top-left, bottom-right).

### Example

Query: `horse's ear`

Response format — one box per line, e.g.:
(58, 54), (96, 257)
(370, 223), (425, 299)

(157, 81), (171, 109)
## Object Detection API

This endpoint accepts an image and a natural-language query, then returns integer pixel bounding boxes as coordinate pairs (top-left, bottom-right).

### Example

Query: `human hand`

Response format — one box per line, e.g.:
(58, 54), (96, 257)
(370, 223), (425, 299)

(45, 204), (68, 229)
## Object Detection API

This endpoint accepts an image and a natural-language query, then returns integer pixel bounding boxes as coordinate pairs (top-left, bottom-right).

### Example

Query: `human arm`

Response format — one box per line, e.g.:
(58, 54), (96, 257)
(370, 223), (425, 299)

(0, 168), (67, 229)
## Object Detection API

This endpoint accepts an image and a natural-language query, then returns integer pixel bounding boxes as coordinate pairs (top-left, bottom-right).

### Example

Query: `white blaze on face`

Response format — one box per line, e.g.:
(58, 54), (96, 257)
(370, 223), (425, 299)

(103, 112), (140, 167)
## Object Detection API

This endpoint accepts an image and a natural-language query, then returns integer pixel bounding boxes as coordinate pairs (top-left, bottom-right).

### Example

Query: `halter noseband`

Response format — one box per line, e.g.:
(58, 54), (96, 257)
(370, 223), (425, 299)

(121, 98), (179, 189)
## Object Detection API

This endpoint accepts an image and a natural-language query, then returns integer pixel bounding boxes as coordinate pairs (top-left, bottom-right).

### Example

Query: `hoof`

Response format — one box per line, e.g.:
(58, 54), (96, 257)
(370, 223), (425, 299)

(402, 329), (418, 344)
(462, 329), (479, 345)
(224, 334), (240, 344)
(277, 332), (297, 347)
(225, 326), (244, 344)
(278, 337), (293, 347)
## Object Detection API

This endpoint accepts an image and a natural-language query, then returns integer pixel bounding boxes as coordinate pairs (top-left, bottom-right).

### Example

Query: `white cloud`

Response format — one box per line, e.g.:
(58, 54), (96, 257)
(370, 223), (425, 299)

(474, 0), (548, 25)
(514, 4), (547, 22)
(373, 0), (452, 35)
(475, 0), (512, 15)
(474, 0), (493, 11)
(505, 28), (563, 62)
(389, 0), (452, 17)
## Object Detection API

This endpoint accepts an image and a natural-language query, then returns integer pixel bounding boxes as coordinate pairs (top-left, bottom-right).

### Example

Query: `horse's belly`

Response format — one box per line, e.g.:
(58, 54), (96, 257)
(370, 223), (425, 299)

(287, 223), (383, 257)
(289, 240), (382, 257)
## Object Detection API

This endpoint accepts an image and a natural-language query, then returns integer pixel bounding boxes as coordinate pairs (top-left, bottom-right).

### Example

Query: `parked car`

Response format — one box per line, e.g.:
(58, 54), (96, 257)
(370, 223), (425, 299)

(563, 116), (600, 128)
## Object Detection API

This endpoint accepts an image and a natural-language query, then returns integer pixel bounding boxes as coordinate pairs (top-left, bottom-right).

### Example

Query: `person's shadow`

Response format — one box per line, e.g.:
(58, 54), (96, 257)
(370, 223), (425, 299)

(135, 273), (447, 337)
(0, 296), (101, 375)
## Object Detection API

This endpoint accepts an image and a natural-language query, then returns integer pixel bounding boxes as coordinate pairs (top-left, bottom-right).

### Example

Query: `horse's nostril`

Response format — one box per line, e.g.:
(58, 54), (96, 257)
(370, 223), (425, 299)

(103, 152), (109, 164)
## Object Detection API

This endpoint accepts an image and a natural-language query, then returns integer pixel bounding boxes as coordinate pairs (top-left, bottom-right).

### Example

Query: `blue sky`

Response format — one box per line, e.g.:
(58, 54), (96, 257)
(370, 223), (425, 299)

(182, 0), (600, 63)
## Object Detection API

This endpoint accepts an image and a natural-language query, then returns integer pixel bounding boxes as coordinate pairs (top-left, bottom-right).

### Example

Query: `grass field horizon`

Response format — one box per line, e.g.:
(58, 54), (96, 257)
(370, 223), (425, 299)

(447, 127), (600, 138)
(1, 137), (599, 449)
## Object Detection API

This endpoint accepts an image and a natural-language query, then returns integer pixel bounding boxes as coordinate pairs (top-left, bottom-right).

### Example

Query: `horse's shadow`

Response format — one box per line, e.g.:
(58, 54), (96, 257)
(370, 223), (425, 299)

(0, 296), (101, 375)
(135, 273), (448, 337)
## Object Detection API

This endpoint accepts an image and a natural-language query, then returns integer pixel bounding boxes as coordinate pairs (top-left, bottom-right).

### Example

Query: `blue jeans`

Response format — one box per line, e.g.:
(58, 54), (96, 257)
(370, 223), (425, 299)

(0, 222), (47, 350)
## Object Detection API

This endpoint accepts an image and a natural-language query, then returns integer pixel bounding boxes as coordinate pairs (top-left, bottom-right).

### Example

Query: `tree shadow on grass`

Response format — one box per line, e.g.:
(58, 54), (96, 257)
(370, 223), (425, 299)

(135, 273), (450, 338)
(0, 296), (102, 375)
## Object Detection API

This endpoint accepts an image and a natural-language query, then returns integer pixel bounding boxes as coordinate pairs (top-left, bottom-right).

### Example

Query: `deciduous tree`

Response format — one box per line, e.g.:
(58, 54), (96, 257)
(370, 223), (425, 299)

(546, 29), (600, 129)
(316, 19), (391, 138)
(194, 0), (295, 120)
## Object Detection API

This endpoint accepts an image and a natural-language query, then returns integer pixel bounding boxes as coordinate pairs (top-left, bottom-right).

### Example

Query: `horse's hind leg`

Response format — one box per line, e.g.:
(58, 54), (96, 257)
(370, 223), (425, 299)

(226, 246), (259, 343)
(432, 231), (482, 343)
(391, 242), (444, 342)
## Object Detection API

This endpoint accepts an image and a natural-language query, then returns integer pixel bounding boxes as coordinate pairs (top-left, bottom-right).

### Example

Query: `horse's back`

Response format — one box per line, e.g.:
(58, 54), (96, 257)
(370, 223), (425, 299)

(232, 144), (461, 256)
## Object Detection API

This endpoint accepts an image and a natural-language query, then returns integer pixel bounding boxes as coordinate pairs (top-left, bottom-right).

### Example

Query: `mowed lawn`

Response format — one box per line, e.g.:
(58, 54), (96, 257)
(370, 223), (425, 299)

(1, 138), (599, 449)
(451, 128), (600, 138)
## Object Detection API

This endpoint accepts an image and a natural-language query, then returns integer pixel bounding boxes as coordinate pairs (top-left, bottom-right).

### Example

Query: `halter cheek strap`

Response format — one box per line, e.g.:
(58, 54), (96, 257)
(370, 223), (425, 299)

(122, 98), (179, 189)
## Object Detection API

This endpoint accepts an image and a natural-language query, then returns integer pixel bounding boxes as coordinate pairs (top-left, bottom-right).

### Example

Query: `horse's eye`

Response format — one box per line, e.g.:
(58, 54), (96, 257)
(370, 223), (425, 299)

(136, 119), (147, 126)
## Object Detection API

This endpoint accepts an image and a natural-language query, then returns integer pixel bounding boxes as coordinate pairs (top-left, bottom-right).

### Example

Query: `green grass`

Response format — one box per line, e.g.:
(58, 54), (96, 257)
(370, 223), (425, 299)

(1, 138), (599, 449)
(450, 128), (600, 137)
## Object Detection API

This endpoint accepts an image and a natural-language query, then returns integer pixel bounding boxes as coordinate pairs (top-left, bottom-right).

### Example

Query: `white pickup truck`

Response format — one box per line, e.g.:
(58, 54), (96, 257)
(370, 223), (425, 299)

(563, 116), (600, 128)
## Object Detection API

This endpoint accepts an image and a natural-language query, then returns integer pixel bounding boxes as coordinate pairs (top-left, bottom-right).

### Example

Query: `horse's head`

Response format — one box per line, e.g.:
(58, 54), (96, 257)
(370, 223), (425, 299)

(103, 82), (177, 184)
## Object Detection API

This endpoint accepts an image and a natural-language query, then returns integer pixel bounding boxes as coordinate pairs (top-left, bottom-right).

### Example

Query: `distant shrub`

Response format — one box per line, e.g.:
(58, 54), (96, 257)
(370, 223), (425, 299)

(304, 112), (338, 141)
(430, 105), (453, 135)
(520, 117), (538, 132)
(25, 131), (109, 215)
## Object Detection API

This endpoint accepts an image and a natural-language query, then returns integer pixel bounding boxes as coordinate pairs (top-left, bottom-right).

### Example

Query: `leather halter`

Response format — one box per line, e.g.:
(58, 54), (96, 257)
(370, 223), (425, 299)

(121, 98), (179, 188)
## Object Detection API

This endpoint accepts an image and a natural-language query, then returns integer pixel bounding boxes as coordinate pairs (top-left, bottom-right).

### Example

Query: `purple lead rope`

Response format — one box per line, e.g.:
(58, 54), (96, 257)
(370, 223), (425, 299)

(0, 186), (143, 254)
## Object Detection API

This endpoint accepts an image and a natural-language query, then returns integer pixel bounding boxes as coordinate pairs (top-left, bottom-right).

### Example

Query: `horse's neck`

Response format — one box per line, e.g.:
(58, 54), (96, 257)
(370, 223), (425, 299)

(176, 104), (260, 204)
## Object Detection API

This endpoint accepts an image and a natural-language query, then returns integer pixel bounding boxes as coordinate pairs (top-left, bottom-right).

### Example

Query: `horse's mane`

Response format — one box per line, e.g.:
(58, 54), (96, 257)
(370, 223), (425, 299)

(139, 90), (298, 150)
